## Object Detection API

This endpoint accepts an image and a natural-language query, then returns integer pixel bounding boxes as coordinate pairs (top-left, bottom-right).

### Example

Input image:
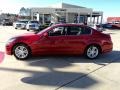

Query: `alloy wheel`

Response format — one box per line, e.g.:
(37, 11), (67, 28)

(86, 45), (99, 59)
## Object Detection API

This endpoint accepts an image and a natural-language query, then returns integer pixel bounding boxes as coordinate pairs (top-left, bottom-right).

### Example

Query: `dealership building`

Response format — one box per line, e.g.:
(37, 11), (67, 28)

(30, 3), (103, 25)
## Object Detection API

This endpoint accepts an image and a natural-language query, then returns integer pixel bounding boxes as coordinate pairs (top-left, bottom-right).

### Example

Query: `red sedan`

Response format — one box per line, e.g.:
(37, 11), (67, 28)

(6, 24), (113, 60)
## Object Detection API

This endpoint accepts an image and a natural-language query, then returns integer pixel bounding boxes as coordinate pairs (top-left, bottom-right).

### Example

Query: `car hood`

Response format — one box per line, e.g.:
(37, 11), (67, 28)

(16, 32), (37, 37)
(15, 22), (26, 25)
(11, 32), (40, 41)
(27, 23), (40, 26)
(11, 33), (42, 44)
(28, 23), (38, 25)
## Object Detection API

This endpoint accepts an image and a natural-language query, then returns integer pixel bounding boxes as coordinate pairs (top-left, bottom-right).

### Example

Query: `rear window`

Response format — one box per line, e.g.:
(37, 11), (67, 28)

(81, 27), (92, 35)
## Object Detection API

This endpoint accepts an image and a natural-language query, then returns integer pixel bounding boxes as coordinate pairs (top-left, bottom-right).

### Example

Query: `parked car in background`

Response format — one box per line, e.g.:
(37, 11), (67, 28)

(101, 23), (112, 29)
(97, 23), (120, 29)
(13, 20), (28, 29)
(26, 20), (40, 31)
(6, 23), (113, 60)
(111, 22), (120, 29)
(90, 24), (104, 32)
(1, 19), (13, 26)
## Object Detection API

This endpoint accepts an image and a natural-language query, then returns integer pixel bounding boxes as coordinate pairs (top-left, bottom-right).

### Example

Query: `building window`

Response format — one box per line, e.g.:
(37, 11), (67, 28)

(44, 14), (51, 24)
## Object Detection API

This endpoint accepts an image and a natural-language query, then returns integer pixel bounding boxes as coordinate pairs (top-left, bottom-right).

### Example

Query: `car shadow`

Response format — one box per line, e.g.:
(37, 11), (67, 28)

(21, 71), (98, 89)
(0, 66), (98, 89)
(0, 50), (119, 89)
(26, 50), (120, 65)
(20, 50), (120, 89)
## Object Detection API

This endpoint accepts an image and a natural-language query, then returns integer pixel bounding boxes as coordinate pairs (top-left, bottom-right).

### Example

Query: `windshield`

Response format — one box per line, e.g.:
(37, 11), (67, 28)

(16, 21), (28, 23)
(36, 26), (52, 34)
(29, 21), (39, 23)
(20, 21), (28, 23)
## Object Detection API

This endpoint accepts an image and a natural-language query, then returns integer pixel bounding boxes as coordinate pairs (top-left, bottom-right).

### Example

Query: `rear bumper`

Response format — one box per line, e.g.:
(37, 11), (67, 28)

(102, 42), (113, 53)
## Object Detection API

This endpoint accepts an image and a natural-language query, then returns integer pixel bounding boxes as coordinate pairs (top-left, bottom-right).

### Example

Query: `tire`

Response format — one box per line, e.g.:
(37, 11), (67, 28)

(27, 29), (29, 31)
(13, 44), (30, 60)
(85, 45), (100, 59)
(15, 28), (17, 29)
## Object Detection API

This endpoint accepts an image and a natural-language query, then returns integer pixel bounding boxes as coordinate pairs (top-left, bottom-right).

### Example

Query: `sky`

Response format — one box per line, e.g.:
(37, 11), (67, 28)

(0, 0), (120, 21)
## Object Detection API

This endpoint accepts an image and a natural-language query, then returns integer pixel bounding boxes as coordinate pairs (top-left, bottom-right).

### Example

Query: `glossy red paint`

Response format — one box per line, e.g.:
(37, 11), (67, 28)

(6, 24), (113, 57)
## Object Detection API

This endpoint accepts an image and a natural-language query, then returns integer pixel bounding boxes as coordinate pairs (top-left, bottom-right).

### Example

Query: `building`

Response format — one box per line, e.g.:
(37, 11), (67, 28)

(30, 3), (103, 25)
(107, 17), (120, 23)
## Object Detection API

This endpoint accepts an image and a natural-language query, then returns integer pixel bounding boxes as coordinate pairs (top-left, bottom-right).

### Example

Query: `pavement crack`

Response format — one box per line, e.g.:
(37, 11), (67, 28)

(56, 56), (120, 90)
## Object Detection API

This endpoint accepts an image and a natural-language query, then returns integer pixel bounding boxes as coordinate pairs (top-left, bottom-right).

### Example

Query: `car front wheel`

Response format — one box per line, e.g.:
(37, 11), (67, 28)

(13, 44), (30, 60)
(85, 45), (100, 59)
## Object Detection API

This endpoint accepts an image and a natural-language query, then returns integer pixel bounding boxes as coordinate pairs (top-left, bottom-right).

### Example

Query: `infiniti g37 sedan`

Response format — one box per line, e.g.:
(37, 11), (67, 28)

(6, 24), (113, 60)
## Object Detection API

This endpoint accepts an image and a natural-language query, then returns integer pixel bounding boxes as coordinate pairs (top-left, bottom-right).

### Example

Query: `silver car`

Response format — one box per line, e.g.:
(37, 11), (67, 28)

(26, 21), (40, 31)
(13, 20), (28, 29)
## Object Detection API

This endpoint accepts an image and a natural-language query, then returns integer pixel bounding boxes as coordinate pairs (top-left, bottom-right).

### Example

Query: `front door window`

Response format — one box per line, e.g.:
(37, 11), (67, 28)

(48, 27), (65, 36)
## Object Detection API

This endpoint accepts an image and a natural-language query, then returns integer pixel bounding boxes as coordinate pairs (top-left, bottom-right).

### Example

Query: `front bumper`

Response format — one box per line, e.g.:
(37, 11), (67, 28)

(5, 43), (14, 55)
(28, 27), (39, 30)
(27, 24), (39, 30)
(15, 24), (26, 29)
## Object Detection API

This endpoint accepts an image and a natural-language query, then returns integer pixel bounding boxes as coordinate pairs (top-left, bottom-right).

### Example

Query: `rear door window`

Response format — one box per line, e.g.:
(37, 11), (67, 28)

(66, 26), (82, 35)
(66, 26), (92, 36)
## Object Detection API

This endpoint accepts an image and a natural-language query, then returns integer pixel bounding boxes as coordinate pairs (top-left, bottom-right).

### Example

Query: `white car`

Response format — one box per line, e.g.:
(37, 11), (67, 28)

(26, 21), (40, 31)
(13, 20), (28, 29)
(90, 24), (105, 32)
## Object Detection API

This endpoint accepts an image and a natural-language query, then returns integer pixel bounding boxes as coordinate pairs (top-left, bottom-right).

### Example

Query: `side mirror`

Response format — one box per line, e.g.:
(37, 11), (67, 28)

(43, 32), (48, 37)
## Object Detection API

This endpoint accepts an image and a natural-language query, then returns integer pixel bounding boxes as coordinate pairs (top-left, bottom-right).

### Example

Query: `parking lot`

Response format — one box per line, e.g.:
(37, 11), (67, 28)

(0, 26), (120, 90)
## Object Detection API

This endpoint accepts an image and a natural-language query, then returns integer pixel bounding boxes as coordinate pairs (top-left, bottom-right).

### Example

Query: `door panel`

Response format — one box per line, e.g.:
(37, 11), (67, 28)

(64, 26), (92, 54)
(34, 26), (68, 55)
(64, 35), (90, 54)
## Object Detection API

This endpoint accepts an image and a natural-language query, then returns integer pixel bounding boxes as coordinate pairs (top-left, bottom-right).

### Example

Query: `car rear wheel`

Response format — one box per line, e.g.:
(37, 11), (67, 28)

(13, 44), (30, 60)
(85, 45), (99, 59)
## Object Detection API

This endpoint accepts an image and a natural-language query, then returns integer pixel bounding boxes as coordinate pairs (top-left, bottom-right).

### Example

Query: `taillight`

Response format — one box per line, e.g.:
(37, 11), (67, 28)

(104, 34), (112, 41)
